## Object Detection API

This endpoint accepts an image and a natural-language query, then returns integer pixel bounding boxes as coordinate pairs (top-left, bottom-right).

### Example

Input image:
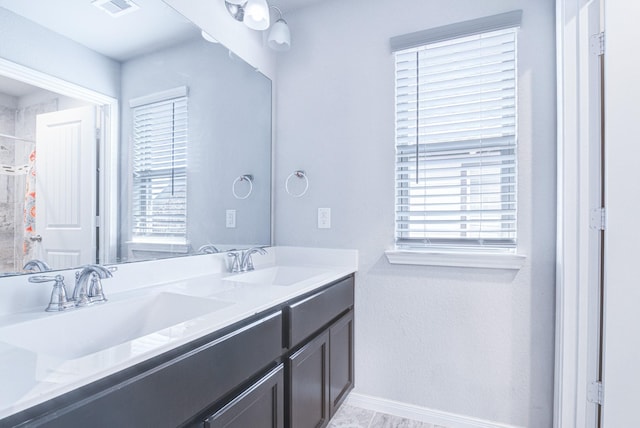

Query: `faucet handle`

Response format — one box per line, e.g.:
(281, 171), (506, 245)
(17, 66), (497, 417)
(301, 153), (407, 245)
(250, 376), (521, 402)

(29, 274), (75, 312)
(88, 272), (108, 304)
(227, 252), (241, 273)
(243, 250), (256, 272)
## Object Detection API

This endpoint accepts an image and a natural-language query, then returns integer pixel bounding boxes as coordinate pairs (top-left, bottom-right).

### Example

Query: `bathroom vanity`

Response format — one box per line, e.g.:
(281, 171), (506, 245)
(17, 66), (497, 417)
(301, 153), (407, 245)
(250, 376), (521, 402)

(0, 3), (353, 427)
(0, 247), (357, 428)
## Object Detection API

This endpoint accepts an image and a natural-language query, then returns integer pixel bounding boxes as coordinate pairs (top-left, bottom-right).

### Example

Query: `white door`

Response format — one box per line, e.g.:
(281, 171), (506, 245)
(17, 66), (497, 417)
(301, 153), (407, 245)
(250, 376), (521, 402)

(35, 106), (96, 269)
(602, 1), (640, 426)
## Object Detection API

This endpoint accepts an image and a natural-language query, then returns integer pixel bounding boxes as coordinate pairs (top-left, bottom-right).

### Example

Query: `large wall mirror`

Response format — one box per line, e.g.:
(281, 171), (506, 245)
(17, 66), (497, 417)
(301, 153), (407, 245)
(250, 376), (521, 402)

(0, 0), (272, 276)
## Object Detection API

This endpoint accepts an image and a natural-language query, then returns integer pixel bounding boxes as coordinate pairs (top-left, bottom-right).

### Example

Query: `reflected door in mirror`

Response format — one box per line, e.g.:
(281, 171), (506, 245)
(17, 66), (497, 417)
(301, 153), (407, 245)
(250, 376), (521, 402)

(36, 106), (97, 269)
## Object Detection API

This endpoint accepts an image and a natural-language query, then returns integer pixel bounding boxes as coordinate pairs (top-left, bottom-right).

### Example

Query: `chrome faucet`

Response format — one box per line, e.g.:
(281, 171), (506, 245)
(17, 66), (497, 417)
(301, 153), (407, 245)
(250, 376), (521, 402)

(240, 247), (267, 272)
(226, 247), (267, 273)
(73, 265), (114, 307)
(29, 264), (115, 312)
(197, 244), (220, 254)
(23, 259), (51, 272)
(227, 251), (241, 273)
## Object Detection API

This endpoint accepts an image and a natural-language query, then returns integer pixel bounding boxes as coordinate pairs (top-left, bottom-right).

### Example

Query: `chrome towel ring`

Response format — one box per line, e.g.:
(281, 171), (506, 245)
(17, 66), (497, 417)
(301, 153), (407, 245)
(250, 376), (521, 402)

(285, 170), (309, 197)
(232, 174), (253, 199)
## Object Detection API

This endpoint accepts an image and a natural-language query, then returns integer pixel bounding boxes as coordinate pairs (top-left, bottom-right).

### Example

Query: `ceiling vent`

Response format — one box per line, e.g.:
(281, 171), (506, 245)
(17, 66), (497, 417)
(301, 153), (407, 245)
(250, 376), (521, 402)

(92, 0), (140, 17)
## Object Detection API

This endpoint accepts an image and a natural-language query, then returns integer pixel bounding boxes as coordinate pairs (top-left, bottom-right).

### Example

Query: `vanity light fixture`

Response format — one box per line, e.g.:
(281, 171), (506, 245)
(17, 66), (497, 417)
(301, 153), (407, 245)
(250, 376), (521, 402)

(225, 0), (245, 22)
(224, 0), (291, 52)
(267, 6), (290, 51)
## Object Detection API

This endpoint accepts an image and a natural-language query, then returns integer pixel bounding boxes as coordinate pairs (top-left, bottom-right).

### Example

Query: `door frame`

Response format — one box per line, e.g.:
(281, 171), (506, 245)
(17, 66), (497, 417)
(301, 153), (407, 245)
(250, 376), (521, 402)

(555, 0), (604, 427)
(0, 57), (119, 265)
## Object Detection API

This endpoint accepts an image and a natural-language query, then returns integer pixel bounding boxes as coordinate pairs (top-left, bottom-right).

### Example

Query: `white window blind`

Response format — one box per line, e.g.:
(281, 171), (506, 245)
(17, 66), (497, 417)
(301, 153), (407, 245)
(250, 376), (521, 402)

(131, 95), (188, 242)
(394, 27), (518, 251)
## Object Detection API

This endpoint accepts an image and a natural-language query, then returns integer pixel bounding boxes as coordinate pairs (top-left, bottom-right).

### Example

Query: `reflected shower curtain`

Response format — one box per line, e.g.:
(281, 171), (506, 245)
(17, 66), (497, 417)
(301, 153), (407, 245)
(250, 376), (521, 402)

(23, 149), (36, 259)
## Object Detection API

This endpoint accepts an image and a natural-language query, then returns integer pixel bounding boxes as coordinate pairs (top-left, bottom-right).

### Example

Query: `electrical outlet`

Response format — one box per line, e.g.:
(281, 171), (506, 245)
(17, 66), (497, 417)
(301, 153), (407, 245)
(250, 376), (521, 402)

(318, 207), (331, 229)
(226, 209), (236, 228)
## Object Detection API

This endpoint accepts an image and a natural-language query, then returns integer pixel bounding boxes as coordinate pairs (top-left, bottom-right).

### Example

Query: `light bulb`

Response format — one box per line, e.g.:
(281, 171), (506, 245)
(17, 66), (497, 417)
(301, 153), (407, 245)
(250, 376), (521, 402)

(244, 0), (270, 30)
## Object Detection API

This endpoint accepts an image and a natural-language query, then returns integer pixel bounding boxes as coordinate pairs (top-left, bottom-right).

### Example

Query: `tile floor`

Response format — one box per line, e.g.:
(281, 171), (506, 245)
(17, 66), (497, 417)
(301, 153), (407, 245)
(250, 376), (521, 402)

(327, 403), (449, 428)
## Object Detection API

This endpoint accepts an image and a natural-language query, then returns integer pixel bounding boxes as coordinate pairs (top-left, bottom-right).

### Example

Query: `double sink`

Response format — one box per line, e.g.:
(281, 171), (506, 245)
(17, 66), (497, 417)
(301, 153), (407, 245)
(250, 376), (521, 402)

(0, 266), (330, 361)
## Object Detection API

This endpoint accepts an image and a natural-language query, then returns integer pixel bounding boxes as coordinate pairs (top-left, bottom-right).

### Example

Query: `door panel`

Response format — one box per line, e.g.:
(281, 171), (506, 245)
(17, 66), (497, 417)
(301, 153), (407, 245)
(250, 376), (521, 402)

(289, 331), (330, 428)
(329, 310), (354, 416)
(35, 106), (96, 268)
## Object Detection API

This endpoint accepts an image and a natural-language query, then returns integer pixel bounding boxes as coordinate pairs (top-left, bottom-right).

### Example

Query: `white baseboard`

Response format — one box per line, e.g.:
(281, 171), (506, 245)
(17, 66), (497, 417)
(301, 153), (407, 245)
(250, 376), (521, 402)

(346, 392), (525, 428)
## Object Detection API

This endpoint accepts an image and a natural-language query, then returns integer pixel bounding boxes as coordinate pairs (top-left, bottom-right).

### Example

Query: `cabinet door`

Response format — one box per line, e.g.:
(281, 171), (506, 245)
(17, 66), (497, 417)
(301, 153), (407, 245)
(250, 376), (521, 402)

(204, 365), (284, 428)
(288, 330), (330, 428)
(329, 310), (354, 416)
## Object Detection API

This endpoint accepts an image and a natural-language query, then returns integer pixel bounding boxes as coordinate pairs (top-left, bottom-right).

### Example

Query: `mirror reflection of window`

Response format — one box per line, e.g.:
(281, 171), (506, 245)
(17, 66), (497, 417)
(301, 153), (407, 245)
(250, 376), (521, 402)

(130, 88), (188, 247)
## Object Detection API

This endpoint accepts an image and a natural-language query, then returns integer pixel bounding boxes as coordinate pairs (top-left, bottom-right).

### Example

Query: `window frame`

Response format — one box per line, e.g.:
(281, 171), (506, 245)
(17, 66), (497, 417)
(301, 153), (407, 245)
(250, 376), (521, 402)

(129, 87), (189, 246)
(387, 12), (525, 268)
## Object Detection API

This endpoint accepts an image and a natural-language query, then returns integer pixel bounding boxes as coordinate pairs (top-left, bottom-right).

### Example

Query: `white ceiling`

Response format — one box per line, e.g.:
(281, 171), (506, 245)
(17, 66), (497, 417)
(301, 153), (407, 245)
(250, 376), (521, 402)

(274, 0), (325, 13)
(0, 0), (197, 62)
(0, 0), (325, 63)
(0, 0), (324, 97)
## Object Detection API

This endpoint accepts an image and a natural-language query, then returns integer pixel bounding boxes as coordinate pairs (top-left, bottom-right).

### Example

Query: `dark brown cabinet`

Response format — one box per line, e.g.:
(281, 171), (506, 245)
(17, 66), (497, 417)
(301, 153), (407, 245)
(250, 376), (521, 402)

(207, 273), (354, 428)
(204, 365), (284, 428)
(285, 276), (355, 428)
(1, 312), (284, 428)
(287, 308), (355, 428)
(1, 275), (355, 428)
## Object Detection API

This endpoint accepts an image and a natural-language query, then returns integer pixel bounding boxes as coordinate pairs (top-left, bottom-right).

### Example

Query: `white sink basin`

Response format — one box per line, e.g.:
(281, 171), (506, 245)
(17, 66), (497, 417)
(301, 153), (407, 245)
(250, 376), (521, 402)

(224, 266), (329, 286)
(0, 292), (232, 360)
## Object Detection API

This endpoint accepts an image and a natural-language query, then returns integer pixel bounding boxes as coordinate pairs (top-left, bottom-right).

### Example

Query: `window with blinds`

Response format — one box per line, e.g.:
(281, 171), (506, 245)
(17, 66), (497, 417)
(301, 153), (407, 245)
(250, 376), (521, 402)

(394, 27), (518, 251)
(131, 95), (188, 242)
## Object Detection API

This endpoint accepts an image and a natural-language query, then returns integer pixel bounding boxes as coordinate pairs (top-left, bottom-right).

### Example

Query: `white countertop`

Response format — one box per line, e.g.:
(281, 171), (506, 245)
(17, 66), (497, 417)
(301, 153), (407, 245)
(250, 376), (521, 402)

(0, 247), (358, 421)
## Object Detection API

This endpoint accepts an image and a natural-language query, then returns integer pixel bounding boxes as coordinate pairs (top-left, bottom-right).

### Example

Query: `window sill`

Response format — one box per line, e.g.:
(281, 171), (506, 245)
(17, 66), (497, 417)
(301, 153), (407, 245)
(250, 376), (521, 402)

(127, 240), (191, 254)
(384, 249), (526, 270)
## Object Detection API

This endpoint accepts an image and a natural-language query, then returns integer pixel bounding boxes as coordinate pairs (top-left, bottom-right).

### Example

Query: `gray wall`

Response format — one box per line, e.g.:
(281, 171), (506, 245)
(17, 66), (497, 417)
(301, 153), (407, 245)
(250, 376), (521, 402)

(120, 37), (272, 257)
(274, 0), (556, 426)
(0, 97), (20, 272)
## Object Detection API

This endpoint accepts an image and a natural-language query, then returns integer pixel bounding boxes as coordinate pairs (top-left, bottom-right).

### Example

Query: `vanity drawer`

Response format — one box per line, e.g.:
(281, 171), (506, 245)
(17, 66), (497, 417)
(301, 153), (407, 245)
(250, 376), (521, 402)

(285, 275), (354, 349)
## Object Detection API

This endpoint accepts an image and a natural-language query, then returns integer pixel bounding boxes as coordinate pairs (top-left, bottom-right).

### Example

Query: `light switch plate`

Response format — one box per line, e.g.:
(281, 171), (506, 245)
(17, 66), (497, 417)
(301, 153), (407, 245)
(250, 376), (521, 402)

(318, 208), (331, 229)
(226, 209), (236, 228)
